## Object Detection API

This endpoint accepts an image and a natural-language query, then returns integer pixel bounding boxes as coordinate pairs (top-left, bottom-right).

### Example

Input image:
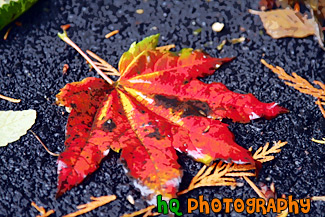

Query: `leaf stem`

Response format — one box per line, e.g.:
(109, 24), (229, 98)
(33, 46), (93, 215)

(58, 31), (114, 85)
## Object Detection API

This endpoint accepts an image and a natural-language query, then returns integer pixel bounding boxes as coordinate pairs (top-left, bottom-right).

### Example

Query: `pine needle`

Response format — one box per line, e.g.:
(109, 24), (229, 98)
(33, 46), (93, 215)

(178, 141), (287, 195)
(62, 195), (116, 217)
(31, 202), (55, 217)
(311, 196), (325, 201)
(261, 59), (325, 118)
(312, 137), (325, 144)
(243, 176), (266, 200)
(253, 141), (288, 163)
(30, 130), (59, 157)
(0, 93), (21, 103)
(261, 59), (325, 100)
(105, 30), (119, 39)
(86, 50), (120, 76)
(121, 205), (160, 217)
(156, 44), (175, 52)
(4, 26), (12, 40)
(178, 161), (252, 195)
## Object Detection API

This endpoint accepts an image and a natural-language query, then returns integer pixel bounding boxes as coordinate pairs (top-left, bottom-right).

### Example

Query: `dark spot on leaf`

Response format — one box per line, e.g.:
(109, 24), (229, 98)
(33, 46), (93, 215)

(71, 103), (77, 108)
(154, 95), (212, 118)
(146, 128), (163, 140)
(102, 119), (117, 132)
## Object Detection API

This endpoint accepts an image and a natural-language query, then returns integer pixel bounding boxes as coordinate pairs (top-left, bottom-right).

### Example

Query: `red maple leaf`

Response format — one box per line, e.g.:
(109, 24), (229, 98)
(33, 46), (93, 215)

(55, 34), (288, 201)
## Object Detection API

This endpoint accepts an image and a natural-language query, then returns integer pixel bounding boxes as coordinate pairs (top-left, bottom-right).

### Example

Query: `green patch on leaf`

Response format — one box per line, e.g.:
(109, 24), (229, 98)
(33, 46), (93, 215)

(0, 0), (38, 31)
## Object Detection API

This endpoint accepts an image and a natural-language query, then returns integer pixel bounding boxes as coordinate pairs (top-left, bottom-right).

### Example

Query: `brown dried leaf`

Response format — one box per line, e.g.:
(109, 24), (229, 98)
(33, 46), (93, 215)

(249, 8), (315, 38)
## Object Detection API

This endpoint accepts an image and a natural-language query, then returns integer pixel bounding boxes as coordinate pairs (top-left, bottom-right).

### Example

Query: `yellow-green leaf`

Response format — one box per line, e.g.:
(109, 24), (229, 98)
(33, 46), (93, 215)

(0, 110), (36, 147)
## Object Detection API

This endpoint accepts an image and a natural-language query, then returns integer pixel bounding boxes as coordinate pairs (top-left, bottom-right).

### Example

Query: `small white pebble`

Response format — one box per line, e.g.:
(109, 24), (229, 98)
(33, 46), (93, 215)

(230, 185), (236, 190)
(136, 9), (144, 14)
(127, 195), (135, 205)
(212, 22), (224, 32)
(65, 107), (72, 113)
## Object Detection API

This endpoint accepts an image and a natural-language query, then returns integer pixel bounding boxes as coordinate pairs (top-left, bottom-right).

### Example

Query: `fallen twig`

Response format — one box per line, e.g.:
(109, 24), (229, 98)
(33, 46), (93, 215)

(58, 30), (114, 85)
(0, 93), (21, 103)
(4, 26), (12, 40)
(31, 202), (55, 217)
(86, 50), (120, 76)
(156, 44), (175, 52)
(30, 130), (59, 157)
(243, 176), (266, 200)
(105, 30), (119, 39)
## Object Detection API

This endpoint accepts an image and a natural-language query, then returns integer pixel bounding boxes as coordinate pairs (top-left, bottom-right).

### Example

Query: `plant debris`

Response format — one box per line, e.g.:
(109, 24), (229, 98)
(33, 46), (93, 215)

(60, 24), (71, 31)
(217, 39), (226, 50)
(261, 59), (325, 118)
(0, 93), (21, 103)
(155, 44), (175, 52)
(178, 141), (287, 195)
(249, 9), (315, 38)
(3, 26), (12, 40)
(0, 110), (37, 147)
(251, 140), (288, 163)
(121, 205), (159, 217)
(62, 195), (116, 217)
(31, 202), (55, 217)
(62, 64), (69, 75)
(229, 36), (245, 44)
(250, 1), (325, 49)
(30, 130), (59, 157)
(105, 30), (119, 39)
(311, 137), (325, 144)
(193, 27), (202, 35)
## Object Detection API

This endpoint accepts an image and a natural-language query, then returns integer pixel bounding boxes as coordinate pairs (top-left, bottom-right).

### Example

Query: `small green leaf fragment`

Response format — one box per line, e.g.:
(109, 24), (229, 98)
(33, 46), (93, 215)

(193, 28), (202, 35)
(229, 36), (245, 44)
(217, 39), (226, 51)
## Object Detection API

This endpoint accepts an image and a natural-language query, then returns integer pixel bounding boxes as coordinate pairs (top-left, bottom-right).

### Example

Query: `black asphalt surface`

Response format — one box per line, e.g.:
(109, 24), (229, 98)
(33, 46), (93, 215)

(0, 0), (324, 216)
